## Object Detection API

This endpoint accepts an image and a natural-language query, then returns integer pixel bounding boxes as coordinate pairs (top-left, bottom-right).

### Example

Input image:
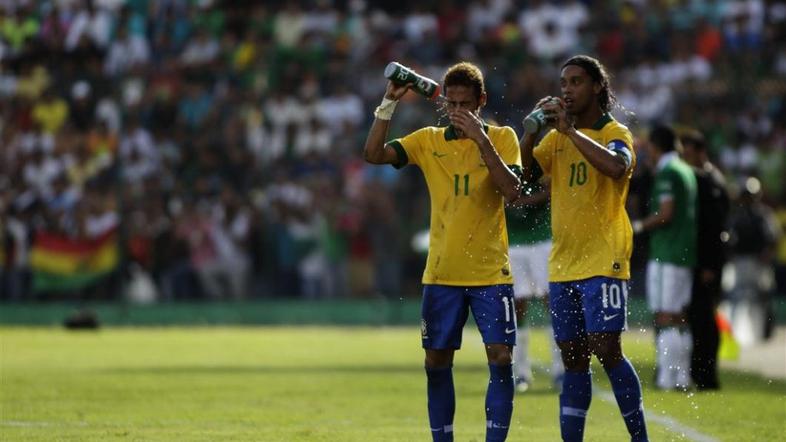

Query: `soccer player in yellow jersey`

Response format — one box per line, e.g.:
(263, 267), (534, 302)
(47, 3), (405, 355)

(363, 62), (522, 442)
(520, 55), (649, 441)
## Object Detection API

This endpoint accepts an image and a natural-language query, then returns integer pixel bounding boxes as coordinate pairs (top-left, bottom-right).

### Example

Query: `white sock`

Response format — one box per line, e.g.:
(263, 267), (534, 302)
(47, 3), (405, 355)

(514, 327), (532, 380)
(657, 328), (680, 389)
(676, 329), (693, 388)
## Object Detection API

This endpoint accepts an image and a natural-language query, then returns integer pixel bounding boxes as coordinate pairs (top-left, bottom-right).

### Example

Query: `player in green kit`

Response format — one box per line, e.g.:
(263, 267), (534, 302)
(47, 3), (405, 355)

(506, 177), (564, 392)
(632, 124), (697, 390)
(363, 62), (522, 441)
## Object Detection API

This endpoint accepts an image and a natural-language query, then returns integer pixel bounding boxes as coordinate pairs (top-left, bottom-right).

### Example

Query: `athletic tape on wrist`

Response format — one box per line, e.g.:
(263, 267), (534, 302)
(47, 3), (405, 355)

(374, 97), (398, 120)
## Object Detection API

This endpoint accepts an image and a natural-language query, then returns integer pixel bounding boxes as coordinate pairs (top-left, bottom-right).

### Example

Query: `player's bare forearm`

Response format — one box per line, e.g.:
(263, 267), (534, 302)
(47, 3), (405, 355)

(633, 199), (674, 234)
(509, 189), (548, 208)
(519, 133), (538, 182)
(363, 118), (396, 165)
(449, 108), (520, 200)
(364, 81), (411, 165)
(509, 180), (549, 207)
(477, 136), (521, 201)
(565, 128), (627, 179)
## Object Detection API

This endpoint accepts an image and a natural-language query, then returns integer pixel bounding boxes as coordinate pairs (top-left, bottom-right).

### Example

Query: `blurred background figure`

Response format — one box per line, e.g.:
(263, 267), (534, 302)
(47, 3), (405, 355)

(680, 128), (730, 390)
(724, 177), (781, 345)
(634, 124), (697, 391)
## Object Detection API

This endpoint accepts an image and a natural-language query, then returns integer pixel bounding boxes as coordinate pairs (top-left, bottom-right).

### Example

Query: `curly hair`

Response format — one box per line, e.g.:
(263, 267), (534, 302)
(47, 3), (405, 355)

(562, 55), (617, 113)
(443, 62), (485, 101)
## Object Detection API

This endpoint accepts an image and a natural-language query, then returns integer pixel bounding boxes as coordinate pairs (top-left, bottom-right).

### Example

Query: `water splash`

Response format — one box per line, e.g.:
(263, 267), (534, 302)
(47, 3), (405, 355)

(433, 95), (450, 126)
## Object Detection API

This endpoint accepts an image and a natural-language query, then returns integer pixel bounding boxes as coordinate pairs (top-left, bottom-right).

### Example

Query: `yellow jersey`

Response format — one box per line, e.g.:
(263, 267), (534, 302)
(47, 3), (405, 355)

(533, 114), (635, 282)
(389, 124), (522, 285)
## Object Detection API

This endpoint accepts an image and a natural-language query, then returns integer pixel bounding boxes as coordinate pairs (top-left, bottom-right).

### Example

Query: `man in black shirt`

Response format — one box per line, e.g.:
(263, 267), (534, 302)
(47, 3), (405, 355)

(680, 129), (730, 390)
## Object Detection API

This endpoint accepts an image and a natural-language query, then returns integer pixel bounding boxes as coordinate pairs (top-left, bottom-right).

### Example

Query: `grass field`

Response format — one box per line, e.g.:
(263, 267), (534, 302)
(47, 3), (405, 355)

(1, 326), (784, 441)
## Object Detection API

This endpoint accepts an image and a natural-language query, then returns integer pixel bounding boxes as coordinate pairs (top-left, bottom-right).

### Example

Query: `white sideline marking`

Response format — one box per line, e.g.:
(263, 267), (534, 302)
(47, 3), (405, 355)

(593, 389), (719, 442)
(2, 420), (88, 428)
(2, 421), (53, 427)
(530, 362), (718, 442)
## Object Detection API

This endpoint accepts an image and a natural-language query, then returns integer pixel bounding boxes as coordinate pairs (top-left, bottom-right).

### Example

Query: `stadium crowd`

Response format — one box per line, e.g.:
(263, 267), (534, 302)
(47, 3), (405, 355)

(0, 0), (784, 307)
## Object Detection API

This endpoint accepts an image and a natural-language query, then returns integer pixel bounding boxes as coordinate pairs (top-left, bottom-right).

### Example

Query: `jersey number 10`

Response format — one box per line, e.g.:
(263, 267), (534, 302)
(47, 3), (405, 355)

(569, 161), (587, 187)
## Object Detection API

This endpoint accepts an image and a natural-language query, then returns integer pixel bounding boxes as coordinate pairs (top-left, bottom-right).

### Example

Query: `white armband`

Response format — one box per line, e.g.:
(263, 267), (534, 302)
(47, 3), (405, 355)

(374, 97), (398, 120)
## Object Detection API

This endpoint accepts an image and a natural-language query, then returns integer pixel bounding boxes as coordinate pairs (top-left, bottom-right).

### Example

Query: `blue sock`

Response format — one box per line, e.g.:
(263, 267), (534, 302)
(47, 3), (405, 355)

(605, 359), (649, 442)
(485, 363), (514, 442)
(559, 371), (592, 442)
(426, 366), (455, 442)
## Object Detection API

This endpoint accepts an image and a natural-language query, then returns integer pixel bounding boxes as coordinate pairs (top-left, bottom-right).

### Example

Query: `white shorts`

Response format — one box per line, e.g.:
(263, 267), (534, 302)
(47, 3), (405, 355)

(646, 260), (693, 313)
(509, 241), (551, 299)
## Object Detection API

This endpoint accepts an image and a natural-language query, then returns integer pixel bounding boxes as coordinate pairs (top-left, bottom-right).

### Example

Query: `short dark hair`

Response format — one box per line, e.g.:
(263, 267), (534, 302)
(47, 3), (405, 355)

(443, 62), (485, 101)
(680, 128), (706, 151)
(562, 55), (617, 113)
(649, 124), (678, 153)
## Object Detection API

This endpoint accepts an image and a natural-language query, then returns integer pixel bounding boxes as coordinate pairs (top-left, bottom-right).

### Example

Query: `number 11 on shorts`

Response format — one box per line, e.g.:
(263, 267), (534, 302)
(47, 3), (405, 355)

(502, 295), (514, 323)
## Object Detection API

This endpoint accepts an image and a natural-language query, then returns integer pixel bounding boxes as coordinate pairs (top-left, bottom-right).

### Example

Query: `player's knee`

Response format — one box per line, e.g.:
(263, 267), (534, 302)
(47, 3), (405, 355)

(558, 342), (591, 371)
(485, 344), (512, 365)
(425, 349), (454, 369)
(589, 340), (623, 368)
(561, 353), (590, 371)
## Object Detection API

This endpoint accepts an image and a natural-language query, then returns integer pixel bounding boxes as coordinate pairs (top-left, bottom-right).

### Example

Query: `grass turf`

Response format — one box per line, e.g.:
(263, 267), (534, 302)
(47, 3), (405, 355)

(1, 326), (784, 441)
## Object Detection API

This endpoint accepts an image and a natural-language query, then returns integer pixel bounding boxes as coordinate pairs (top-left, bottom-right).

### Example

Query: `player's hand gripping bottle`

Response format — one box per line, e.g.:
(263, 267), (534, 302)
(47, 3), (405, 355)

(522, 97), (561, 134)
(384, 62), (441, 100)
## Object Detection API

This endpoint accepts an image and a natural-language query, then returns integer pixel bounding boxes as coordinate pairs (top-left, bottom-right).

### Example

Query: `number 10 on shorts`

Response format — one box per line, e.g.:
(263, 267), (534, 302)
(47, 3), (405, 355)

(601, 281), (627, 309)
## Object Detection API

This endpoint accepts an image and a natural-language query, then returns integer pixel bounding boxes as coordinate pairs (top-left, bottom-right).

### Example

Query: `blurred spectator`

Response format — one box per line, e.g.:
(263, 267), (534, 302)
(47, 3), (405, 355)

(32, 87), (69, 134)
(103, 24), (151, 76)
(726, 177), (782, 344)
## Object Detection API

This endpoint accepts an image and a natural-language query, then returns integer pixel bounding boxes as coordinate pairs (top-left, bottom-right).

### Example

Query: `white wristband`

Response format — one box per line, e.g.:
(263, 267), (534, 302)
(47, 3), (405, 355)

(632, 220), (643, 234)
(374, 97), (398, 120)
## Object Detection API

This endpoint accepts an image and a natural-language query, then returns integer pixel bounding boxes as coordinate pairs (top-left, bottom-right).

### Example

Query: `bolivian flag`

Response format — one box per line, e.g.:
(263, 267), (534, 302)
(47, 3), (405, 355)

(30, 229), (119, 292)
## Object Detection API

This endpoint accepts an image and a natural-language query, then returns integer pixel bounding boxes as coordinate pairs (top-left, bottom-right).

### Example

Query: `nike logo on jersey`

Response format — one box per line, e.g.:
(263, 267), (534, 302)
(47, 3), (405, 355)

(432, 151), (448, 158)
(505, 328), (516, 334)
(603, 314), (619, 321)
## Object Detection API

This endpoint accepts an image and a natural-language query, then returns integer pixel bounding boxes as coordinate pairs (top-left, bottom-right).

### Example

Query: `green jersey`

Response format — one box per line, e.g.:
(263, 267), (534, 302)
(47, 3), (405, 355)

(506, 180), (551, 246)
(648, 152), (697, 266)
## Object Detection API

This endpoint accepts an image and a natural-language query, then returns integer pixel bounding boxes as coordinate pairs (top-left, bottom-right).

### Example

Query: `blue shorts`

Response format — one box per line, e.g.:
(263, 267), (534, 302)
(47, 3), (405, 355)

(549, 277), (629, 342)
(421, 284), (516, 349)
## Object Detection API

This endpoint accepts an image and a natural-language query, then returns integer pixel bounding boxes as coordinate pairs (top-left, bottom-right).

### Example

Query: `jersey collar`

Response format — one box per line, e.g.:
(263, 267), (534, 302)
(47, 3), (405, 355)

(656, 151), (678, 172)
(444, 122), (490, 141)
(590, 113), (614, 131)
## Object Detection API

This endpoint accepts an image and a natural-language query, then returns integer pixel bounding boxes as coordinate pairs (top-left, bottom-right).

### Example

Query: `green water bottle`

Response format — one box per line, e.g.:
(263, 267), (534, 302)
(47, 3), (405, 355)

(522, 98), (560, 134)
(384, 62), (441, 100)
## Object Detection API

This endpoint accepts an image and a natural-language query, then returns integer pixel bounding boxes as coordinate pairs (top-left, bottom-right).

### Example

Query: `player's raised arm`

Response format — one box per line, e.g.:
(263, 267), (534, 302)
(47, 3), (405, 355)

(541, 98), (629, 179)
(363, 81), (411, 165)
(519, 132), (539, 183)
(449, 109), (521, 201)
(519, 96), (558, 182)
